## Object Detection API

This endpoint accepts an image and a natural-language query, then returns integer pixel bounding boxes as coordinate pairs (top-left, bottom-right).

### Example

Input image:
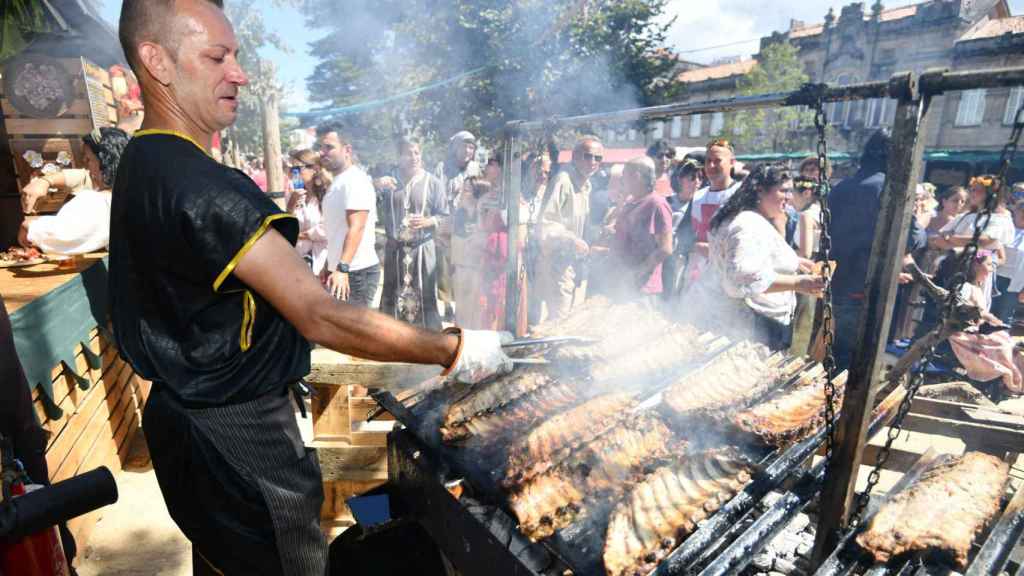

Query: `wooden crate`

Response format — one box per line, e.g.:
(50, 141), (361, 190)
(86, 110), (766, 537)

(307, 348), (429, 536)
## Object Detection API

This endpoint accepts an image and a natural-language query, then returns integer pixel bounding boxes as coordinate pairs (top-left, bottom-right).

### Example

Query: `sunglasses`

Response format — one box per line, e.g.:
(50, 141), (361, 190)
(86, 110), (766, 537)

(970, 176), (995, 188)
(658, 152), (675, 159)
(706, 138), (734, 152)
(581, 152), (604, 162)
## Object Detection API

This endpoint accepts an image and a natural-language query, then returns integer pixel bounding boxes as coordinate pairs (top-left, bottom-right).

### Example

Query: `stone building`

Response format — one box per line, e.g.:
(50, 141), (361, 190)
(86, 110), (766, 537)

(611, 0), (1024, 175)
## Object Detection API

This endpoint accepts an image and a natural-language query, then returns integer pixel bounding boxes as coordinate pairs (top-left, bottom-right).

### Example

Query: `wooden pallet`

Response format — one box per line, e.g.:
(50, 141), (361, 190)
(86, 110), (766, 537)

(308, 348), (417, 536)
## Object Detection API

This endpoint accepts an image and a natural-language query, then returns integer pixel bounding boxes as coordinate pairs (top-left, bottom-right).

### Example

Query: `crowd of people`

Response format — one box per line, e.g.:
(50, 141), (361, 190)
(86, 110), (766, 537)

(271, 126), (1024, 397)
(17, 119), (1024, 398)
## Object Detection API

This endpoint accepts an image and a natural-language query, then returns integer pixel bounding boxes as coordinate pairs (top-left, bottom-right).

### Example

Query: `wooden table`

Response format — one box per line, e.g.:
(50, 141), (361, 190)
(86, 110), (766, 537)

(1, 253), (106, 314)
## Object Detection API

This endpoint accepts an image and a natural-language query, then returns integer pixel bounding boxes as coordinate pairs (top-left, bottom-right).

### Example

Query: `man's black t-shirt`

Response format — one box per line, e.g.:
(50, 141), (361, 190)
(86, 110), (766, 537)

(109, 131), (310, 406)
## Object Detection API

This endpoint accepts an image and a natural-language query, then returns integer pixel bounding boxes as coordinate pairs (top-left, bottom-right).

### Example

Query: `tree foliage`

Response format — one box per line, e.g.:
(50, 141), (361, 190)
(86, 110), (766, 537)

(725, 41), (815, 154)
(223, 0), (293, 159)
(300, 0), (681, 164)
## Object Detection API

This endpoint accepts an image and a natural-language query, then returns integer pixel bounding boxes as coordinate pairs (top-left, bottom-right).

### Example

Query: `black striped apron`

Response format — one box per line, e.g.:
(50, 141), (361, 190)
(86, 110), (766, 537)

(144, 384), (327, 575)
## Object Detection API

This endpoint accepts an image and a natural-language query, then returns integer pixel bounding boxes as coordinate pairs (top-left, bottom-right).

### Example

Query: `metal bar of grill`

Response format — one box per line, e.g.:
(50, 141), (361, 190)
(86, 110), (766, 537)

(964, 478), (1024, 576)
(692, 387), (916, 576)
(654, 386), (906, 576)
(813, 449), (944, 576)
(506, 66), (1024, 131)
(813, 448), (1024, 576)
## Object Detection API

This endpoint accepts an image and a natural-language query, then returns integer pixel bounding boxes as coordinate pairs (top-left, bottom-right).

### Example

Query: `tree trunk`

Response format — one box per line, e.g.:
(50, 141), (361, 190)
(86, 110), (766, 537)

(262, 94), (284, 194)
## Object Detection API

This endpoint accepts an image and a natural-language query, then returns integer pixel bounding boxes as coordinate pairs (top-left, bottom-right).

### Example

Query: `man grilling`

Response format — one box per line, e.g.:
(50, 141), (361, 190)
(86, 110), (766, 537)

(109, 1), (513, 574)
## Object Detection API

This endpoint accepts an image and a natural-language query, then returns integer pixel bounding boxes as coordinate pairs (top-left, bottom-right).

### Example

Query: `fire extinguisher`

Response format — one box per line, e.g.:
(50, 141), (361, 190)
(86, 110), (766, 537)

(0, 435), (70, 576)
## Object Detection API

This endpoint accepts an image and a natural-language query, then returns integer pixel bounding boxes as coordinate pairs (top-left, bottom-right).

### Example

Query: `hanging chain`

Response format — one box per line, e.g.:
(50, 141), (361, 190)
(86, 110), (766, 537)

(849, 99), (1024, 528)
(812, 92), (838, 469)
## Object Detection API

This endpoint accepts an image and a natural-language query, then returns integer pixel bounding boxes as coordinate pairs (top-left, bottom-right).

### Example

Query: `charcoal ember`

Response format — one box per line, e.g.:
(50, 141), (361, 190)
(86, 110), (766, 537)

(795, 541), (813, 559)
(752, 552), (775, 571)
(773, 557), (799, 575)
(788, 513), (810, 533)
(760, 491), (784, 510)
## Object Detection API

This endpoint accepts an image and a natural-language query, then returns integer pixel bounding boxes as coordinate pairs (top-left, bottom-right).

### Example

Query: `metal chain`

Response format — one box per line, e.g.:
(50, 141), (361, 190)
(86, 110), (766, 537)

(848, 99), (1024, 528)
(812, 92), (838, 468)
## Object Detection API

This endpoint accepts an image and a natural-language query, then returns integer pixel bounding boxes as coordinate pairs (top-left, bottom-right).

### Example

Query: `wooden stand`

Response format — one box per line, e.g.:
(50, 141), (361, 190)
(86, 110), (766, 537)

(306, 348), (435, 540)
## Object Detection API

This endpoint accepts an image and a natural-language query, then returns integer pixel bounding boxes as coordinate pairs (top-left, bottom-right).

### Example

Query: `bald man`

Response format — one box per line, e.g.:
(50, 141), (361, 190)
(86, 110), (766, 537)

(109, 1), (512, 574)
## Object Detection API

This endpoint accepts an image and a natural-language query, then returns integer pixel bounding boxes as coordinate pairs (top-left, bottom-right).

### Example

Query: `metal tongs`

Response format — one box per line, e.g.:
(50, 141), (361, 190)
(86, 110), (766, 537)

(504, 336), (598, 365)
(502, 336), (599, 349)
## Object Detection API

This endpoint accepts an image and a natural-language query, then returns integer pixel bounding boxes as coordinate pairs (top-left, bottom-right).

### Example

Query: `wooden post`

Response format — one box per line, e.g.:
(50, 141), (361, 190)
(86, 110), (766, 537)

(811, 74), (933, 565)
(504, 128), (523, 334)
(261, 92), (284, 193)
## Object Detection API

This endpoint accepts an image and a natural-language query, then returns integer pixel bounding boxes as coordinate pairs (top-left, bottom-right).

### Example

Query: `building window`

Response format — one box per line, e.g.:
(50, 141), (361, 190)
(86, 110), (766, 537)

(628, 128), (637, 141)
(827, 73), (859, 127)
(651, 121), (664, 139)
(956, 89), (987, 126)
(710, 112), (725, 136)
(1005, 86), (1024, 125)
(606, 128), (616, 143)
(865, 98), (891, 128)
(689, 113), (703, 138)
(670, 116), (683, 139)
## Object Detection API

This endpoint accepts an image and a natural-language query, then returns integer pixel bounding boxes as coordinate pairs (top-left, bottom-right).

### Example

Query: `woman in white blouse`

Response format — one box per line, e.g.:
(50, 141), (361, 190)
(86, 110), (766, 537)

(287, 149), (331, 276)
(690, 164), (825, 350)
(18, 128), (129, 254)
(930, 174), (1014, 312)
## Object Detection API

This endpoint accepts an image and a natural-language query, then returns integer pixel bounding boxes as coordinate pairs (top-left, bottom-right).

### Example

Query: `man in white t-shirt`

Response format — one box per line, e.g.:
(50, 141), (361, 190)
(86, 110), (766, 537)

(683, 139), (742, 284)
(318, 122), (380, 307)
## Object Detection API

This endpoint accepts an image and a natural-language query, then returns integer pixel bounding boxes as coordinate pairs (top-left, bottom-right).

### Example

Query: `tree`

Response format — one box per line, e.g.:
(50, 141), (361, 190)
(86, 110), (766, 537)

(724, 41), (815, 154)
(300, 0), (682, 165)
(1, 0), (53, 61)
(223, 1), (294, 189)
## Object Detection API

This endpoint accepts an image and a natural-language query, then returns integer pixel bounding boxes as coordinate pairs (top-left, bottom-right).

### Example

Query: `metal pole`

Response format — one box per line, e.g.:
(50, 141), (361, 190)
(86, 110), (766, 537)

(811, 74), (934, 565)
(504, 130), (523, 334)
(506, 66), (1024, 134)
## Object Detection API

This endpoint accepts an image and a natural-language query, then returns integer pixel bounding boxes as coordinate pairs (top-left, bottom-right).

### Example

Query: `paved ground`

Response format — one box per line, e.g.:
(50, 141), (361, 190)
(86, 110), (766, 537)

(75, 436), (191, 576)
(74, 406), (317, 576)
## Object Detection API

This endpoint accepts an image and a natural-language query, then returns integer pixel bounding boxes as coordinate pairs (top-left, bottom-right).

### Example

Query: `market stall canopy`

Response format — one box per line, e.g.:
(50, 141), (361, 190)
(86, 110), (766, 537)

(1, 0), (125, 67)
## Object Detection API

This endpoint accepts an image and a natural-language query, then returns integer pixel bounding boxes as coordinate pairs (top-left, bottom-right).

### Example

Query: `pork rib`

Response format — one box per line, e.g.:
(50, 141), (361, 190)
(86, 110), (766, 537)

(602, 449), (756, 576)
(443, 368), (553, 429)
(587, 326), (718, 384)
(730, 366), (848, 447)
(509, 415), (678, 541)
(662, 342), (787, 419)
(856, 451), (1009, 569)
(441, 380), (582, 444)
(503, 392), (637, 487)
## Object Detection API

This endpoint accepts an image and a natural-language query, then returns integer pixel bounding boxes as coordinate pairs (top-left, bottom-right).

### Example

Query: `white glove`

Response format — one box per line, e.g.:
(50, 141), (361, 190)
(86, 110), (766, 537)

(443, 329), (514, 384)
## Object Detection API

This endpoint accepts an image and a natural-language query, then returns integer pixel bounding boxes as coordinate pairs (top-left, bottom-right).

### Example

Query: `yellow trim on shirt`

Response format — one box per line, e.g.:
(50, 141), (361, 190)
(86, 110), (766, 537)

(240, 290), (256, 352)
(133, 129), (209, 157)
(212, 213), (297, 292)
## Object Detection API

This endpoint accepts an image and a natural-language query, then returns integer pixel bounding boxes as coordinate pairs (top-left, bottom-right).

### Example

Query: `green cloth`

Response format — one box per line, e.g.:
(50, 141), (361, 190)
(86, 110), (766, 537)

(10, 259), (110, 419)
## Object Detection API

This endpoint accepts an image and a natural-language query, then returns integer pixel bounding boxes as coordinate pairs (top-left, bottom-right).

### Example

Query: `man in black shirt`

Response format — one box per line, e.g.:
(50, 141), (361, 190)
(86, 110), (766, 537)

(111, 1), (512, 574)
(829, 130), (926, 371)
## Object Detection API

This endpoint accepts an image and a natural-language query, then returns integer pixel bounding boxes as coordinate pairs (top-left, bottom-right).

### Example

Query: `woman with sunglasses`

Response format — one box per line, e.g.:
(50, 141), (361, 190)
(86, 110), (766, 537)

(287, 149), (331, 275)
(930, 174), (1014, 313)
(689, 163), (825, 350)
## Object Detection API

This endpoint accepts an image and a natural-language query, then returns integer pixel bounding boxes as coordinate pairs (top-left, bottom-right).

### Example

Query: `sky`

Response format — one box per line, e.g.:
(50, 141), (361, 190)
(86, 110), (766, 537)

(98, 0), (1024, 113)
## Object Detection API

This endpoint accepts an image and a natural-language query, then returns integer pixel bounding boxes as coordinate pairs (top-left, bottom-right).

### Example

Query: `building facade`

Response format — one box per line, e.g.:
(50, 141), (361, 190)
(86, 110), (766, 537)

(611, 0), (1023, 164)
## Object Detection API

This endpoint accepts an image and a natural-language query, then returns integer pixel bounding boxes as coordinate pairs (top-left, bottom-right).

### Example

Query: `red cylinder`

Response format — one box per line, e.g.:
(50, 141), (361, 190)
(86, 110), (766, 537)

(0, 483), (71, 576)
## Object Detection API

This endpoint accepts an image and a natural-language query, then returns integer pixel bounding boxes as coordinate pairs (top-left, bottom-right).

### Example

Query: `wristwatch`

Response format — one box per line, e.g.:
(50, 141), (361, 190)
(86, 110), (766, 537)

(336, 262), (350, 274)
